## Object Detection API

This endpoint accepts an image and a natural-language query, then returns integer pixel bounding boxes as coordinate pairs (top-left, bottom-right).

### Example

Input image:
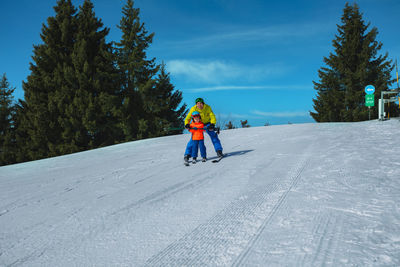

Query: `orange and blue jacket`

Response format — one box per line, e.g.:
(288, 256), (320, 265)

(189, 121), (205, 140)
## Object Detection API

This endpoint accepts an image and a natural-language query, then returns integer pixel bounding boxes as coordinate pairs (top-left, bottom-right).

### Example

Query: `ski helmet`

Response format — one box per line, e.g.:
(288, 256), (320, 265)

(192, 111), (201, 118)
(195, 98), (204, 104)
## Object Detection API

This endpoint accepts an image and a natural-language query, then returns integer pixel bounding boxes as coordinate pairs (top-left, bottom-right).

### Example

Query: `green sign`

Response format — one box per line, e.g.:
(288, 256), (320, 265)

(365, 94), (374, 107)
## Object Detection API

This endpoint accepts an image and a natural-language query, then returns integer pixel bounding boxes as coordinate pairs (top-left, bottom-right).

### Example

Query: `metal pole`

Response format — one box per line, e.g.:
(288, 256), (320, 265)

(396, 59), (399, 89)
(368, 106), (371, 120)
(381, 90), (384, 120)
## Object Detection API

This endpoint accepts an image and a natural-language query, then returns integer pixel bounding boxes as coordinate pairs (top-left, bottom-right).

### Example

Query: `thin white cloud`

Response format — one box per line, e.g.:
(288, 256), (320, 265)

(167, 60), (240, 83)
(211, 23), (324, 41)
(218, 113), (261, 119)
(252, 110), (310, 118)
(187, 85), (312, 92)
(163, 22), (330, 49)
(166, 59), (288, 84)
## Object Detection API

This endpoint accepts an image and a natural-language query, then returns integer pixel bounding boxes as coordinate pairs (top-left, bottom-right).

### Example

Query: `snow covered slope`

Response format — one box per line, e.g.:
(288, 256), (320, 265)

(1, 120), (400, 266)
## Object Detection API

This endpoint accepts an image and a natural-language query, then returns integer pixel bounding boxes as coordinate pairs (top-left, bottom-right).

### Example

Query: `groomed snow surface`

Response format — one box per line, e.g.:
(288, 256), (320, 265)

(1, 120), (400, 266)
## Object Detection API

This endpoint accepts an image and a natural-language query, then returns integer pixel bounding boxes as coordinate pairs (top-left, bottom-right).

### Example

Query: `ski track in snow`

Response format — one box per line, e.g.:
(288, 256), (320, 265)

(1, 120), (400, 266)
(233, 155), (311, 266)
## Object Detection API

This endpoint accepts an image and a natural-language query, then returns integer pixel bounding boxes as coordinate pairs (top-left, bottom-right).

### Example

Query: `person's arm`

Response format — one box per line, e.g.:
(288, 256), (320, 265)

(208, 106), (217, 125)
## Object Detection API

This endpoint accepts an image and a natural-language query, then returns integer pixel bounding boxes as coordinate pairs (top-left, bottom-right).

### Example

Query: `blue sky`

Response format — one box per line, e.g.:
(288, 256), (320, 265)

(1, 0), (399, 126)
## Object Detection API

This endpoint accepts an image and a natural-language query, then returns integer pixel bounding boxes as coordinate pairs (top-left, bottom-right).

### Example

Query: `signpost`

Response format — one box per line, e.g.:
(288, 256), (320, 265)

(365, 85), (375, 120)
(365, 85), (375, 95)
(365, 94), (374, 106)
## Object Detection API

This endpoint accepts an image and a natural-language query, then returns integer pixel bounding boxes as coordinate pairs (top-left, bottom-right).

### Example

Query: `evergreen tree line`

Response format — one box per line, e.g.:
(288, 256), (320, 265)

(0, 0), (187, 166)
(311, 3), (395, 122)
(222, 120), (250, 130)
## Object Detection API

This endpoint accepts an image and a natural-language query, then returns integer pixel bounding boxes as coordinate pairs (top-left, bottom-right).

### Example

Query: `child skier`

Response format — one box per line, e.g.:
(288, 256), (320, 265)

(187, 111), (207, 163)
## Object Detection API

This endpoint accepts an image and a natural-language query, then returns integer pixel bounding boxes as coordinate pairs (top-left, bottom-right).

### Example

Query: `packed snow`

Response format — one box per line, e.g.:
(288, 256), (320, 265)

(1, 120), (400, 266)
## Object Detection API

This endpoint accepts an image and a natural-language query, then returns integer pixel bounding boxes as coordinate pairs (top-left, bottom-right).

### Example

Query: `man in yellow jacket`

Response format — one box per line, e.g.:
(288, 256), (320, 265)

(184, 98), (223, 161)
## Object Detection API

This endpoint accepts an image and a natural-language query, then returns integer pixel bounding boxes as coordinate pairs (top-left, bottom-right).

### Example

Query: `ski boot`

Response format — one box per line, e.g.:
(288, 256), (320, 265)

(184, 154), (190, 163)
(202, 158), (207, 162)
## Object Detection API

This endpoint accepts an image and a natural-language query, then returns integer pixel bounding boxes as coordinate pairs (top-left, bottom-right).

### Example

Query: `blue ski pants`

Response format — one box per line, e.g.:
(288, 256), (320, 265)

(185, 125), (222, 156)
(191, 140), (207, 158)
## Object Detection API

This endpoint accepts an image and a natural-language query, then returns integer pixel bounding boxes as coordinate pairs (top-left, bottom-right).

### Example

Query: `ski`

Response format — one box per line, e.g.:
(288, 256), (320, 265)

(186, 158), (222, 164)
(185, 155), (224, 165)
(212, 154), (225, 163)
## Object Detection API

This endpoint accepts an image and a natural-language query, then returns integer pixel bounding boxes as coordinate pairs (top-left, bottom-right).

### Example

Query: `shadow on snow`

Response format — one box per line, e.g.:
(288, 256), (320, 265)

(208, 149), (254, 160)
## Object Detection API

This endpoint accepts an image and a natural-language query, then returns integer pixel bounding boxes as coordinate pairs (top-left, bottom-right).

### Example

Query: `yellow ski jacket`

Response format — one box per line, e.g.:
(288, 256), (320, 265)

(184, 104), (217, 125)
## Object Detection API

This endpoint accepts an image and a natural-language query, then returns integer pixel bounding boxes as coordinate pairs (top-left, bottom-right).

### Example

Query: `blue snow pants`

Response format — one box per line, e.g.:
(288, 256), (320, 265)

(191, 140), (207, 158)
(184, 124), (222, 156)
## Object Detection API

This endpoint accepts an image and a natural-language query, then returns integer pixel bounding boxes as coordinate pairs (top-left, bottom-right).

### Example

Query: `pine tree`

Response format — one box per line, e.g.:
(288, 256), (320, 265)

(240, 120), (250, 128)
(13, 100), (30, 163)
(0, 74), (16, 165)
(20, 0), (78, 160)
(20, 0), (121, 161)
(153, 63), (187, 136)
(66, 0), (121, 150)
(115, 0), (158, 140)
(311, 3), (393, 122)
(225, 121), (236, 130)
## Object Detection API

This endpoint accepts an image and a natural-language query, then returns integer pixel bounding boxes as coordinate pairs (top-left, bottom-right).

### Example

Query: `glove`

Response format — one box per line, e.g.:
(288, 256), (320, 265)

(208, 123), (215, 131)
(185, 124), (190, 129)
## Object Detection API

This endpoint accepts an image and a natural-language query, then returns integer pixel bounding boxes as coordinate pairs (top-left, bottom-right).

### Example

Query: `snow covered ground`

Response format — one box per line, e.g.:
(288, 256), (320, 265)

(1, 120), (400, 266)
